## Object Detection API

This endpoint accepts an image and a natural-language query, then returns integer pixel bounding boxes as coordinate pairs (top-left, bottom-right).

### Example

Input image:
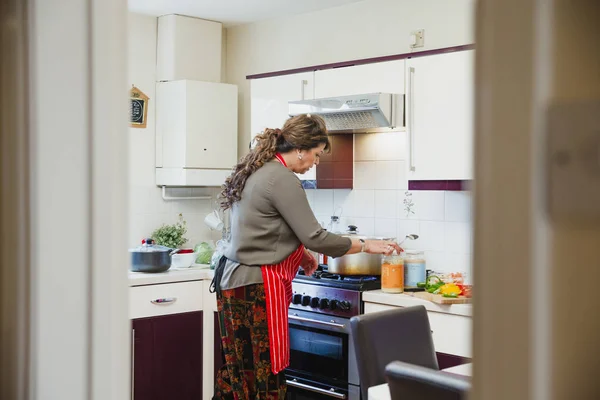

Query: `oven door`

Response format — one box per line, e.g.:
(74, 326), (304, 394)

(287, 309), (359, 386)
(285, 374), (360, 400)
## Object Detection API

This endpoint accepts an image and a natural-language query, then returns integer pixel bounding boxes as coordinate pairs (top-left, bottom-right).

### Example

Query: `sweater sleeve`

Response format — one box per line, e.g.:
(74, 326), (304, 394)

(269, 171), (352, 258)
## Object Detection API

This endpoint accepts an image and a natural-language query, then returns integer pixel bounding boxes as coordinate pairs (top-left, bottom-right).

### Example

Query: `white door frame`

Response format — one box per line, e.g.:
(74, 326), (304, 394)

(1, 0), (129, 398)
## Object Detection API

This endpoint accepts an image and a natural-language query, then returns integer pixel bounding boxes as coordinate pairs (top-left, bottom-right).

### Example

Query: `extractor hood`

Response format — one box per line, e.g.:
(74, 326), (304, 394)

(288, 93), (404, 134)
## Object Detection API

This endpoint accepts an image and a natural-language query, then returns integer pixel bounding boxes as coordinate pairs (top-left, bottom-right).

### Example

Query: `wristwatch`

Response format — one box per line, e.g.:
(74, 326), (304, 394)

(359, 239), (366, 253)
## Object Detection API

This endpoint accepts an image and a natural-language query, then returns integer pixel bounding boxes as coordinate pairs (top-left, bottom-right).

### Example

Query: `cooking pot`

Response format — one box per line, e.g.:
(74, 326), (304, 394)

(327, 225), (394, 276)
(129, 238), (180, 273)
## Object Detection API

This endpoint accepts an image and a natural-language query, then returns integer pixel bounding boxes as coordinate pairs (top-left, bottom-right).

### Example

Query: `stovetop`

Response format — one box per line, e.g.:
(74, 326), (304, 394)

(293, 264), (381, 292)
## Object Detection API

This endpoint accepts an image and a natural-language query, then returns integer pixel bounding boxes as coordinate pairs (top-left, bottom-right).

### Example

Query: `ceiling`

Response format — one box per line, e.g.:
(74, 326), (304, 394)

(128, 0), (366, 27)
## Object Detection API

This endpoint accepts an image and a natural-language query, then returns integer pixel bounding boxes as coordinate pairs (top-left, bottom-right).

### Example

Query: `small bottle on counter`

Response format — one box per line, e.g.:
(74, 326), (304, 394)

(403, 250), (427, 290)
(381, 251), (404, 293)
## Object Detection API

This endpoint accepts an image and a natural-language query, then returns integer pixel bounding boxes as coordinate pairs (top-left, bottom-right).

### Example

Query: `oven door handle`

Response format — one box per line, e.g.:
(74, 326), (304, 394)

(286, 379), (347, 399)
(288, 314), (346, 329)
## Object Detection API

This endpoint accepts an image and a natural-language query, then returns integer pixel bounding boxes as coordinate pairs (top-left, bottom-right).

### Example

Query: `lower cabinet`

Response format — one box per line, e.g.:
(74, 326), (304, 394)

(132, 311), (203, 400)
(213, 311), (224, 383)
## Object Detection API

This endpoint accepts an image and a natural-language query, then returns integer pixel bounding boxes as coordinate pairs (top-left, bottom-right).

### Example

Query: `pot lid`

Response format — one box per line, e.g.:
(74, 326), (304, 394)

(129, 238), (172, 253)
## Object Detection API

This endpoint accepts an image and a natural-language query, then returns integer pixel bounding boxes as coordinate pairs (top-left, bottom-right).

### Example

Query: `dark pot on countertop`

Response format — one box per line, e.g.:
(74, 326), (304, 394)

(327, 225), (395, 276)
(129, 238), (180, 273)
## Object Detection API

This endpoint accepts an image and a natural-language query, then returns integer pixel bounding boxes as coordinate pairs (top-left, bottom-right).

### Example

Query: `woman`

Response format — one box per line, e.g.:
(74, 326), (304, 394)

(212, 114), (401, 400)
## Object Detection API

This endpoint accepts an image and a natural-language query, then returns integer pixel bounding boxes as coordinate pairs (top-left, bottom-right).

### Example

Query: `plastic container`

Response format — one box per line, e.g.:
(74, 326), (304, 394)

(403, 250), (427, 289)
(381, 251), (404, 293)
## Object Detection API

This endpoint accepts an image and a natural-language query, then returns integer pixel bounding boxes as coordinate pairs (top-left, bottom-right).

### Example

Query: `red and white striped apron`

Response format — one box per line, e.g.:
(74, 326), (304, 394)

(261, 153), (304, 374)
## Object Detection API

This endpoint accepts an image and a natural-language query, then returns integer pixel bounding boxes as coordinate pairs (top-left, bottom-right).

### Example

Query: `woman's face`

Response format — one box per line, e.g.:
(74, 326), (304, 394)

(293, 143), (327, 174)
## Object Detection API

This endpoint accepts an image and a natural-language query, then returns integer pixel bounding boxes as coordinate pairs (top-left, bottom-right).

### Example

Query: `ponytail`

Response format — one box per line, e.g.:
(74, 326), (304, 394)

(219, 128), (279, 210)
(219, 114), (329, 210)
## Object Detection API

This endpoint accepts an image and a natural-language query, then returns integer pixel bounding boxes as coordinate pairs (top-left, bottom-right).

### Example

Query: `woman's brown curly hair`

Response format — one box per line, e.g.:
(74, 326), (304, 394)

(219, 114), (330, 210)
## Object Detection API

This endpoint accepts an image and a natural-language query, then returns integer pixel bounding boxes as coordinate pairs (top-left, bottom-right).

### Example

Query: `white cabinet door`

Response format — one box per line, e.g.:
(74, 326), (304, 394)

(250, 72), (315, 180)
(406, 50), (474, 180)
(314, 60), (405, 98)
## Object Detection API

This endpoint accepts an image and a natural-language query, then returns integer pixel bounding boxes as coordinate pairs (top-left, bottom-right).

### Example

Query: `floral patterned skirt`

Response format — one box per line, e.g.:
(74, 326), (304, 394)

(214, 283), (287, 400)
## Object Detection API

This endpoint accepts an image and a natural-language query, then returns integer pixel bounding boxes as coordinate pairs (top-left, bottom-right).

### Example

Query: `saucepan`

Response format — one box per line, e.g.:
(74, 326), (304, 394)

(129, 238), (181, 273)
(327, 225), (394, 276)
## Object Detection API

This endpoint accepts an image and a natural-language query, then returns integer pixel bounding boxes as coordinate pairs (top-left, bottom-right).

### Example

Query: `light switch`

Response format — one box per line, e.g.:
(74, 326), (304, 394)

(546, 99), (600, 225)
(409, 29), (425, 49)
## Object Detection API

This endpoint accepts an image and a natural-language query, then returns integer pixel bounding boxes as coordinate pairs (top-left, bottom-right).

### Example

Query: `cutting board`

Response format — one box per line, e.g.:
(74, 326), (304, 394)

(413, 291), (472, 304)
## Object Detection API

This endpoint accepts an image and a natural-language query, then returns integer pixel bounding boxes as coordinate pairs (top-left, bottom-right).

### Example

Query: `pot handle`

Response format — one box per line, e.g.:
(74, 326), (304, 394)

(169, 248), (181, 256)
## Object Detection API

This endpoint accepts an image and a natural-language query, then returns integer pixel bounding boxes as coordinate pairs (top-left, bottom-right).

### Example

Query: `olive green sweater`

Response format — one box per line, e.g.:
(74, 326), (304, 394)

(220, 160), (351, 289)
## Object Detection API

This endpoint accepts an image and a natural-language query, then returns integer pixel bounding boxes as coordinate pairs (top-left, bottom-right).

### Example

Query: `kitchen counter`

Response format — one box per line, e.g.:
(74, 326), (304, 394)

(129, 265), (214, 286)
(362, 290), (472, 317)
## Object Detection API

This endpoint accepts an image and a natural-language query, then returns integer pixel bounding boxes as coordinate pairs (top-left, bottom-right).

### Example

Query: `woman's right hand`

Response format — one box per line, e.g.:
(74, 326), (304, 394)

(364, 240), (402, 256)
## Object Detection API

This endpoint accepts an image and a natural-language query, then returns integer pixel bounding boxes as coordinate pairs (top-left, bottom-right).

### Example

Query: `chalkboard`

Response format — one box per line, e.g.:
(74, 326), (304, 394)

(130, 86), (149, 128)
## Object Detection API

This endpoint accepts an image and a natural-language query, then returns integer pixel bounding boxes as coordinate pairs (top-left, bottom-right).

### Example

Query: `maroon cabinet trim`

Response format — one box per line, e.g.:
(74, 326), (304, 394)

(246, 44), (475, 80)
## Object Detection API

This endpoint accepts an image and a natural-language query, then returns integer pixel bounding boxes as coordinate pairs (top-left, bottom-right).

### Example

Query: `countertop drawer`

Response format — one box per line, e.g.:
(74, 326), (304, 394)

(130, 281), (203, 319)
(427, 311), (472, 357)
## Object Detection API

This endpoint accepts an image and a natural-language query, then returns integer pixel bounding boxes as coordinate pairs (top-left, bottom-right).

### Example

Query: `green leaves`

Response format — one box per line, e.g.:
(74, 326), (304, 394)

(151, 213), (188, 249)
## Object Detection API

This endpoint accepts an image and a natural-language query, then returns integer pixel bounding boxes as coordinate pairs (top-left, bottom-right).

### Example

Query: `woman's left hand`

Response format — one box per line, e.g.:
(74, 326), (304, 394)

(300, 249), (318, 276)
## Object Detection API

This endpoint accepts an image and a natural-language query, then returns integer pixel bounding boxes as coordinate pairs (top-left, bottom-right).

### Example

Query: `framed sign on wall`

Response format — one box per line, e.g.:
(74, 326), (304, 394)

(130, 85), (149, 128)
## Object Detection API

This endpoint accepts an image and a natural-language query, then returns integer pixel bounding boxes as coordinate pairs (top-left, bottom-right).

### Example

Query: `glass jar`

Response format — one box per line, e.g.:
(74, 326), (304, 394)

(381, 251), (404, 293)
(403, 250), (427, 289)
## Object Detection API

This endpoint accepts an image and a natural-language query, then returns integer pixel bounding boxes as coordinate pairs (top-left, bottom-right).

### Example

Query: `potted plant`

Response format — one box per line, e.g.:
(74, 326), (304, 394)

(151, 213), (188, 249)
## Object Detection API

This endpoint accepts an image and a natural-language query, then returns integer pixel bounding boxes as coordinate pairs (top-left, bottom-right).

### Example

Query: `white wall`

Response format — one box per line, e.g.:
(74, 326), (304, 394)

(226, 0), (476, 156)
(307, 133), (473, 277)
(127, 13), (221, 249)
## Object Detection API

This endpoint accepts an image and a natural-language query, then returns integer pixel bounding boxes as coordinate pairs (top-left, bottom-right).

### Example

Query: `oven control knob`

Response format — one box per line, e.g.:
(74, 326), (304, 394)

(330, 300), (339, 310)
(310, 297), (320, 308)
(318, 298), (330, 309)
(339, 301), (351, 311)
(301, 295), (311, 306)
(292, 294), (302, 305)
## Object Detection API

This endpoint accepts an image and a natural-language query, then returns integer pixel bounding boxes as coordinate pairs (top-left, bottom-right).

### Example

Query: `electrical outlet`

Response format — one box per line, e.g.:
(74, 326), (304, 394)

(410, 29), (425, 48)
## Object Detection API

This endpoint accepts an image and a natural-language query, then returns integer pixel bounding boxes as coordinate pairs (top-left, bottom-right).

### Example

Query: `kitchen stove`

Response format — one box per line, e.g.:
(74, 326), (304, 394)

(291, 265), (381, 317)
(286, 265), (380, 400)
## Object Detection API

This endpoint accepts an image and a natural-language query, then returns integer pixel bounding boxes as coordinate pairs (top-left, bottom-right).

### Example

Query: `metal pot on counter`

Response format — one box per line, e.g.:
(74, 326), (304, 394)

(327, 225), (393, 276)
(129, 238), (180, 273)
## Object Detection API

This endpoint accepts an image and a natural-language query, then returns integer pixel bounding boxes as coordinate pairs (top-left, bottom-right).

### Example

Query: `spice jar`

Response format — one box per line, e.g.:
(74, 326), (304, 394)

(381, 251), (404, 293)
(403, 250), (426, 289)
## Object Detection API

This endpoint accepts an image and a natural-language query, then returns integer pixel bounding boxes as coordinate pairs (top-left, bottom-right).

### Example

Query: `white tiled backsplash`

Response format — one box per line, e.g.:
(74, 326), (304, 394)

(308, 132), (473, 276)
(128, 186), (223, 248)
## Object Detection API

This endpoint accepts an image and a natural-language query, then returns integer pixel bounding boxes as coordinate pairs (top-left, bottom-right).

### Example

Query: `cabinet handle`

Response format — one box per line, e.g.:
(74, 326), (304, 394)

(408, 67), (416, 172)
(150, 297), (177, 305)
(131, 328), (135, 400)
(286, 379), (346, 399)
(300, 79), (308, 101)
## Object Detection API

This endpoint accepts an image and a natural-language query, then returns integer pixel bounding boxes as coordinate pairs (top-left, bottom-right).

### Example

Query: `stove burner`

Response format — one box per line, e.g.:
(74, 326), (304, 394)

(294, 264), (382, 291)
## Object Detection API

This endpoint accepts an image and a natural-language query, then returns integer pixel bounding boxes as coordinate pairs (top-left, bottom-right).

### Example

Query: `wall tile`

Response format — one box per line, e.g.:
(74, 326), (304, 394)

(422, 250), (446, 273)
(444, 221), (472, 254)
(375, 190), (398, 219)
(399, 191), (445, 221)
(415, 221), (445, 251)
(355, 132), (406, 161)
(397, 160), (408, 190)
(313, 189), (334, 216)
(397, 220), (420, 249)
(333, 189), (353, 219)
(374, 161), (400, 190)
(353, 190), (375, 218)
(445, 191), (471, 222)
(354, 162), (376, 190)
(374, 218), (397, 239)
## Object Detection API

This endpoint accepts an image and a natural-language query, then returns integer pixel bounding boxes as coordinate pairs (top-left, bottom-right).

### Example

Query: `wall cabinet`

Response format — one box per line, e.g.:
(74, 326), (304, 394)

(405, 50), (475, 181)
(314, 60), (405, 98)
(132, 311), (203, 400)
(250, 72), (316, 180)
